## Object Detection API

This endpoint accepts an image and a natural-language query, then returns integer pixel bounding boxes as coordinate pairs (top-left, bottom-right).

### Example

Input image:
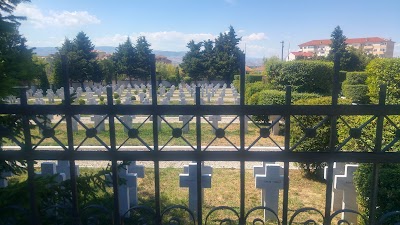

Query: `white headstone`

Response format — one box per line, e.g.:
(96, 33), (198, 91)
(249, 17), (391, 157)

(179, 115), (192, 133)
(209, 115), (221, 134)
(334, 165), (359, 225)
(38, 162), (66, 183)
(127, 161), (145, 206)
(72, 114), (80, 132)
(179, 163), (212, 214)
(324, 162), (346, 211)
(255, 164), (284, 221)
(56, 160), (79, 180)
(0, 171), (13, 188)
(91, 115), (105, 132)
(270, 115), (281, 135)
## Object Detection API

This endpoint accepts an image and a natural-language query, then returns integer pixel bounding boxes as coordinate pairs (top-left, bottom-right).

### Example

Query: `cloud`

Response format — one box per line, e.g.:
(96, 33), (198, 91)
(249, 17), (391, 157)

(244, 44), (279, 58)
(14, 3), (100, 28)
(242, 33), (268, 42)
(93, 31), (215, 51)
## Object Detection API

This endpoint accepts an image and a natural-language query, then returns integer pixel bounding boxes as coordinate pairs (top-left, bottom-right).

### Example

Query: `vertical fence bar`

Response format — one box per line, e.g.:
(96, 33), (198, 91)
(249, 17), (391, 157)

(107, 87), (121, 225)
(239, 53), (246, 224)
(282, 86), (291, 225)
(61, 55), (81, 225)
(324, 53), (340, 225)
(20, 87), (41, 225)
(150, 54), (161, 224)
(195, 86), (202, 224)
(369, 85), (386, 225)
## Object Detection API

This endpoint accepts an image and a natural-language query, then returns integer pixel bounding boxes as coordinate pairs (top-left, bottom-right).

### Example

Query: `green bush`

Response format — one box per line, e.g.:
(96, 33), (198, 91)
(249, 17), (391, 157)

(113, 93), (119, 99)
(131, 96), (136, 101)
(291, 97), (352, 178)
(78, 99), (85, 105)
(99, 96), (105, 101)
(275, 60), (334, 94)
(234, 75), (240, 80)
(366, 58), (400, 104)
(245, 74), (264, 83)
(245, 82), (269, 104)
(115, 99), (121, 105)
(339, 70), (347, 84)
(342, 85), (369, 104)
(183, 76), (192, 84)
(345, 72), (368, 85)
(232, 80), (240, 90)
(354, 164), (400, 225)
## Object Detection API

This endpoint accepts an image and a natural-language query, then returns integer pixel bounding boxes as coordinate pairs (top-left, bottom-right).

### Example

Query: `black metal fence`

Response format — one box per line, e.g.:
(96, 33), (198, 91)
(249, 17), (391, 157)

(1, 54), (400, 225)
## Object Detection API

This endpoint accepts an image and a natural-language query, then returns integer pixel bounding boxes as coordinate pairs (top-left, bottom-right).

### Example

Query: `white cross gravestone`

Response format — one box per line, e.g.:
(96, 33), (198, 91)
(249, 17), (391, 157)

(91, 115), (105, 132)
(209, 115), (221, 134)
(72, 114), (80, 132)
(179, 163), (212, 215)
(56, 160), (80, 180)
(38, 162), (66, 183)
(334, 164), (359, 225)
(324, 162), (346, 212)
(179, 115), (192, 133)
(150, 115), (163, 132)
(121, 115), (135, 133)
(138, 92), (146, 103)
(0, 171), (13, 188)
(127, 161), (145, 206)
(255, 164), (284, 221)
(270, 115), (281, 135)
(179, 98), (187, 105)
(106, 165), (137, 217)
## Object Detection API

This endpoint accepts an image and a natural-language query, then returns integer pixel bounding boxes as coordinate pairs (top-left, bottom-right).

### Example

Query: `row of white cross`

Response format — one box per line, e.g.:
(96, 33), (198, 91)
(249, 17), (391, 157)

(0, 161), (359, 224)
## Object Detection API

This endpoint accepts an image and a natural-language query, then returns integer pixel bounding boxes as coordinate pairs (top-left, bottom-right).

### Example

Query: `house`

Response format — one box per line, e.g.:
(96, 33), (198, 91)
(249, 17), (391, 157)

(287, 51), (314, 61)
(298, 37), (395, 58)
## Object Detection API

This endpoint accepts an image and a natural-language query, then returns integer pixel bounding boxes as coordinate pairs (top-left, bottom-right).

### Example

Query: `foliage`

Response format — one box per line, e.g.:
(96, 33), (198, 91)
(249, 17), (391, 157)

(78, 99), (85, 105)
(340, 47), (377, 72)
(113, 37), (136, 85)
(327, 26), (347, 61)
(245, 74), (264, 83)
(354, 163), (400, 225)
(134, 36), (152, 82)
(264, 56), (283, 85)
(275, 60), (334, 94)
(32, 55), (50, 91)
(245, 81), (269, 104)
(366, 58), (400, 104)
(180, 40), (204, 82)
(98, 58), (115, 85)
(113, 93), (119, 99)
(181, 26), (242, 84)
(342, 72), (369, 103)
(291, 97), (352, 178)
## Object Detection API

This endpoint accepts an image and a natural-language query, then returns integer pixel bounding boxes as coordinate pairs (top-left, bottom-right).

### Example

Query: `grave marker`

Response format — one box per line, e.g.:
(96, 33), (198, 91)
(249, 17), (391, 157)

(56, 160), (80, 180)
(0, 171), (13, 188)
(324, 162), (346, 211)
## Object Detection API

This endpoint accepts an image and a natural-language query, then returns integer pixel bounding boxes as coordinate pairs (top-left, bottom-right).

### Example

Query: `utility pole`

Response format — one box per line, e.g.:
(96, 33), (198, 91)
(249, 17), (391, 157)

(280, 41), (284, 61)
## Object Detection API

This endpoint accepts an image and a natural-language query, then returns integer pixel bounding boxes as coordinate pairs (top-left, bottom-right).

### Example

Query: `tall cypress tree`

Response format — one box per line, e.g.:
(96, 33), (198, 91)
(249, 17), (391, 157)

(113, 37), (136, 85)
(134, 36), (152, 83)
(180, 40), (204, 83)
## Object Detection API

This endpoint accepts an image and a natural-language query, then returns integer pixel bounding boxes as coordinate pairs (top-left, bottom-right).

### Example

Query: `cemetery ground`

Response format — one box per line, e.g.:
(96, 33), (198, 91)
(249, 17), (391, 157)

(3, 164), (334, 224)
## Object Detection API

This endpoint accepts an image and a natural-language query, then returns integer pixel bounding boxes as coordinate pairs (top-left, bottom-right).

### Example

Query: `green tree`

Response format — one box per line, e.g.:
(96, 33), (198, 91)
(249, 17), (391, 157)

(202, 39), (217, 81)
(214, 26), (242, 85)
(99, 58), (115, 85)
(264, 56), (283, 86)
(180, 40), (204, 82)
(134, 36), (152, 83)
(32, 56), (50, 91)
(113, 37), (136, 85)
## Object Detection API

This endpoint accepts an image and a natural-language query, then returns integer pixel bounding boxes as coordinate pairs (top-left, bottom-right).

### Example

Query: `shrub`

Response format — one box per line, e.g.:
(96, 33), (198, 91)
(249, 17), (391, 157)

(366, 58), (400, 104)
(342, 85), (369, 104)
(113, 93), (119, 99)
(234, 75), (240, 80)
(115, 99), (121, 105)
(291, 97), (352, 178)
(345, 72), (368, 85)
(245, 74), (264, 83)
(276, 60), (334, 94)
(245, 82), (269, 104)
(131, 96), (136, 101)
(183, 76), (192, 84)
(99, 96), (105, 101)
(354, 163), (400, 225)
(78, 99), (85, 105)
(232, 80), (240, 90)
(339, 70), (347, 84)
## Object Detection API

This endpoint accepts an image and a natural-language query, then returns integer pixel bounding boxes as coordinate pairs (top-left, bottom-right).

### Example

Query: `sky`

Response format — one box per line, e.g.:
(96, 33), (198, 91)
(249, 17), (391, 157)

(14, 0), (400, 58)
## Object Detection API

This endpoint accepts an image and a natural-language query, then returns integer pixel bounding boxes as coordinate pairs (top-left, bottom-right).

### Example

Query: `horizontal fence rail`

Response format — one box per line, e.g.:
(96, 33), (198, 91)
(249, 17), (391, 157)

(0, 54), (400, 225)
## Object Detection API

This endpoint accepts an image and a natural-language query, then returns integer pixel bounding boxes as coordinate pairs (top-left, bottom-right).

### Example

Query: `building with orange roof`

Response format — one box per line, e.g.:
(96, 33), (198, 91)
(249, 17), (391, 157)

(298, 37), (395, 58)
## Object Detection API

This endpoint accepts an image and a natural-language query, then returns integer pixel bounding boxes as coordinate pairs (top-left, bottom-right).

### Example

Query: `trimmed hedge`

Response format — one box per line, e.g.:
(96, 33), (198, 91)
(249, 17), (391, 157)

(245, 82), (269, 104)
(342, 71), (370, 104)
(248, 89), (320, 105)
(245, 74), (264, 83)
(275, 61), (334, 94)
(342, 85), (369, 104)
(345, 72), (368, 85)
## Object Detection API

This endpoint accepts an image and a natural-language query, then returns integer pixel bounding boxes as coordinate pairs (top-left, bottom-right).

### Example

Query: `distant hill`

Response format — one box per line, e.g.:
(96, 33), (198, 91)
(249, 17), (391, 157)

(33, 46), (263, 66)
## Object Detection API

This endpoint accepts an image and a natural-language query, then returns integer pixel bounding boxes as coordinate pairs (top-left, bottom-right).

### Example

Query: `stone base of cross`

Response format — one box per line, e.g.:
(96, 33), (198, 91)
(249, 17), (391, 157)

(324, 162), (346, 212)
(254, 163), (284, 222)
(334, 164), (359, 225)
(179, 163), (212, 215)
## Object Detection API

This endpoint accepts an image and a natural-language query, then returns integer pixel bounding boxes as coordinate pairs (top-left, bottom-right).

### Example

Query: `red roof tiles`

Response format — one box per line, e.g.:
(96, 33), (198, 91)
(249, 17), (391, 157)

(299, 37), (392, 47)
